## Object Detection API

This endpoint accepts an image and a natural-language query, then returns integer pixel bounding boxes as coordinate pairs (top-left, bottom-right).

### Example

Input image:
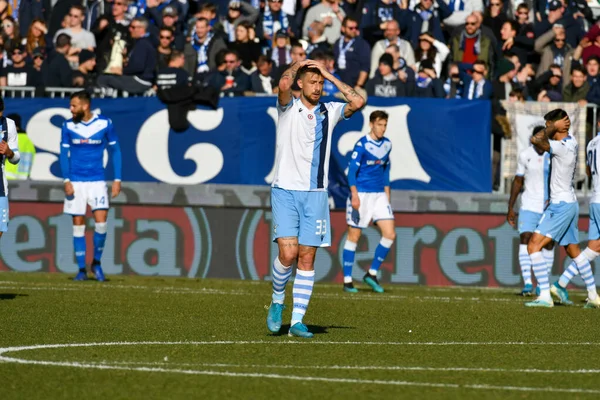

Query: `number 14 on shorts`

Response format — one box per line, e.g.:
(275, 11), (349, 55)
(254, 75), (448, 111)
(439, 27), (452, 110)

(95, 197), (106, 207)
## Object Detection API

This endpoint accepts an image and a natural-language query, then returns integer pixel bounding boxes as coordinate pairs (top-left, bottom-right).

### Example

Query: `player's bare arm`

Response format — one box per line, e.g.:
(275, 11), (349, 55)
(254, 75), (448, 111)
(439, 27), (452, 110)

(310, 62), (365, 117)
(530, 126), (551, 152)
(278, 60), (309, 106)
(112, 181), (121, 198)
(507, 175), (524, 227)
(385, 186), (391, 202)
(350, 185), (360, 210)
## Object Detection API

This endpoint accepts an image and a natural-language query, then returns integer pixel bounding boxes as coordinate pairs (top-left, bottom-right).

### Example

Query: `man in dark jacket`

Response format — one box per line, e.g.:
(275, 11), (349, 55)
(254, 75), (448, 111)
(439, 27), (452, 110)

(44, 33), (73, 87)
(205, 50), (250, 96)
(97, 17), (157, 94)
(405, 0), (452, 48)
(563, 64), (590, 105)
(586, 55), (600, 105)
(413, 59), (444, 97)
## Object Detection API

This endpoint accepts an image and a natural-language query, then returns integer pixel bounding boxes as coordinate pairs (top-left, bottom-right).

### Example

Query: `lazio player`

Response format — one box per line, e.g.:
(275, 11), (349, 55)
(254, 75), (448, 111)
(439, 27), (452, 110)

(61, 91), (122, 281)
(341, 110), (395, 294)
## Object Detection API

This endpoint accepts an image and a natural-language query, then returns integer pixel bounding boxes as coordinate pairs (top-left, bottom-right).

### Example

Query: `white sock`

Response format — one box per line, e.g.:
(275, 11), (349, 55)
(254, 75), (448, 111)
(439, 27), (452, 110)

(519, 244), (532, 285)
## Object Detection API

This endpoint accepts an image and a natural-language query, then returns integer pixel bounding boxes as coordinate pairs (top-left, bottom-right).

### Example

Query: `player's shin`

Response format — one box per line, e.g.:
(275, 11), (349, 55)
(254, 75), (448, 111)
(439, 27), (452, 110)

(530, 252), (551, 300)
(574, 253), (599, 301)
(73, 225), (86, 271)
(342, 241), (357, 283)
(369, 237), (394, 276)
(93, 222), (107, 263)
(519, 244), (532, 285)
(272, 257), (292, 304)
(542, 248), (555, 275)
(291, 269), (315, 326)
(559, 248), (599, 287)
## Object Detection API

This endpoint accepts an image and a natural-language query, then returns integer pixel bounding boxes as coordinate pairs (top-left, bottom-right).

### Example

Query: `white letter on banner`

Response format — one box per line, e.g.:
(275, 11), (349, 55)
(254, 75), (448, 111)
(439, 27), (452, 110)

(136, 109), (224, 184)
(337, 104), (431, 183)
(264, 107), (278, 184)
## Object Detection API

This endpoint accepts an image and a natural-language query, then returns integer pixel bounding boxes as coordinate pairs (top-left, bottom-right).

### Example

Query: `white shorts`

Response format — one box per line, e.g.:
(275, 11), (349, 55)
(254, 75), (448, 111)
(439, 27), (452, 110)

(346, 192), (394, 228)
(64, 181), (109, 216)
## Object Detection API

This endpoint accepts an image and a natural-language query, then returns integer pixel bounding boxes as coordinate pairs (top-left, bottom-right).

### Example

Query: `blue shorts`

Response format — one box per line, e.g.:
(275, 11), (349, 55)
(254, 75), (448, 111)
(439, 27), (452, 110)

(535, 201), (579, 246)
(518, 209), (543, 234)
(0, 197), (8, 232)
(589, 203), (600, 241)
(271, 187), (331, 247)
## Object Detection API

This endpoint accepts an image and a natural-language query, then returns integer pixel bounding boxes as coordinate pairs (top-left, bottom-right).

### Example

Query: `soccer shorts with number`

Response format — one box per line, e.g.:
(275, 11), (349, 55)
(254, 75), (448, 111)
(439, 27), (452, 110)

(346, 192), (394, 229)
(271, 187), (331, 247)
(0, 197), (9, 232)
(63, 181), (109, 216)
(535, 201), (579, 246)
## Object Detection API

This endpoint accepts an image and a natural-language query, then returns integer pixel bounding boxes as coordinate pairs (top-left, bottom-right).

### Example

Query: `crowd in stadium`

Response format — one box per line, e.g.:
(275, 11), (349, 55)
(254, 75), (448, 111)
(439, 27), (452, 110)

(0, 0), (597, 101)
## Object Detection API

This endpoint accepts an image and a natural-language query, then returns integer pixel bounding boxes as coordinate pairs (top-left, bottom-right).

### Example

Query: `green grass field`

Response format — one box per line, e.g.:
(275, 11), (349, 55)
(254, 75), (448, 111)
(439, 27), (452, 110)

(1, 272), (600, 399)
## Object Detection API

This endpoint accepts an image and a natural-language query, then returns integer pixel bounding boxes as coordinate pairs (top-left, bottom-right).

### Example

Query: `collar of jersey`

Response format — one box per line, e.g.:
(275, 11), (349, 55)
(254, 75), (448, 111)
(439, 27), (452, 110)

(366, 133), (384, 146)
(76, 114), (99, 126)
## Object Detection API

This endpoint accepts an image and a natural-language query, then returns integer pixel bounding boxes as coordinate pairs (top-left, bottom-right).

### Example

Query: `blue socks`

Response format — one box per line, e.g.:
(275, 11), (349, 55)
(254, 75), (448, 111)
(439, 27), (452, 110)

(272, 257), (292, 304)
(73, 225), (86, 271)
(291, 269), (315, 326)
(93, 222), (107, 262)
(368, 237), (394, 276)
(342, 240), (357, 283)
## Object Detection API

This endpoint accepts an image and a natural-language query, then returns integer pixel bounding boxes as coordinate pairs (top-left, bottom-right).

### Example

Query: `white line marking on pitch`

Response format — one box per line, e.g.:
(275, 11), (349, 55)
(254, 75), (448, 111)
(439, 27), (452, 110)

(92, 360), (600, 374)
(0, 342), (599, 395)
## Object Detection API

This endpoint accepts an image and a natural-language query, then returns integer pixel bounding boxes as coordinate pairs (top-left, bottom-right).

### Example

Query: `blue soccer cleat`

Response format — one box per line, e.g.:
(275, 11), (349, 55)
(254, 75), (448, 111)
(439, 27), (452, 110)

(267, 302), (285, 333)
(93, 264), (105, 282)
(343, 282), (358, 293)
(521, 283), (533, 296)
(363, 273), (384, 293)
(288, 322), (314, 338)
(73, 270), (88, 281)
(550, 282), (573, 305)
(525, 298), (554, 308)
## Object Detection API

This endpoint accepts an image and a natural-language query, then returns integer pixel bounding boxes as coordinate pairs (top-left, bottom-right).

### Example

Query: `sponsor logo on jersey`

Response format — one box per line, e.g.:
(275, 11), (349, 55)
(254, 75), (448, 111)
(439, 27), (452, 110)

(72, 139), (102, 144)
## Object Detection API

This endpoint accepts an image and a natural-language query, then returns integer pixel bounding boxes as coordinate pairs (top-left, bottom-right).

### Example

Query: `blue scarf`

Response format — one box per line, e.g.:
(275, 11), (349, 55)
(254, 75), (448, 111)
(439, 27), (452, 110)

(416, 75), (432, 88)
(448, 0), (465, 11)
(192, 32), (213, 74)
(262, 7), (289, 39)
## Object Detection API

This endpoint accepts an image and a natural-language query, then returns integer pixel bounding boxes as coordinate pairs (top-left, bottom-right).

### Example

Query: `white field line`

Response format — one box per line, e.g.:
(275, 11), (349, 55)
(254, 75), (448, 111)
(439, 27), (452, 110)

(0, 342), (599, 394)
(90, 360), (600, 374)
(0, 284), (528, 303)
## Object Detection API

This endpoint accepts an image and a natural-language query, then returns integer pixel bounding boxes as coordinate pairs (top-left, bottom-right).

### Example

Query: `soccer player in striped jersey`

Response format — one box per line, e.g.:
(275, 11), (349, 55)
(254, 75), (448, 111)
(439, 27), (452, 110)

(550, 124), (600, 308)
(61, 91), (122, 282)
(342, 110), (394, 294)
(266, 60), (365, 338)
(526, 109), (594, 308)
(507, 126), (555, 296)
(0, 97), (20, 237)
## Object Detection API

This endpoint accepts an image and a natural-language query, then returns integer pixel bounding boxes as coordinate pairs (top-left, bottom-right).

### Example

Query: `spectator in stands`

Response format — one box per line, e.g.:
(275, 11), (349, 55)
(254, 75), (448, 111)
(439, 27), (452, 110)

(192, 17), (227, 79)
(303, 0), (345, 45)
(574, 26), (600, 66)
(30, 47), (45, 85)
(312, 50), (342, 96)
(205, 49), (250, 96)
(413, 59), (444, 97)
(562, 64), (589, 105)
(450, 12), (493, 72)
(366, 53), (414, 97)
(160, 5), (186, 50)
(492, 57), (516, 101)
(230, 21), (262, 73)
(73, 49), (97, 89)
(512, 63), (536, 99)
(385, 44), (416, 82)
(460, 60), (492, 99)
(414, 33), (449, 79)
(534, 24), (574, 78)
(156, 50), (190, 91)
(54, 5), (96, 54)
(515, 3), (535, 41)
(443, 0), (484, 29)
(250, 55), (276, 94)
(44, 33), (73, 87)
(0, 44), (33, 87)
(95, 1), (131, 74)
(508, 88), (525, 102)
(405, 0), (452, 48)
(23, 19), (48, 56)
(534, 0), (583, 49)
(333, 16), (370, 88)
(221, 1), (259, 43)
(274, 41), (306, 85)
(533, 63), (564, 101)
(444, 62), (464, 98)
(97, 17), (156, 94)
(304, 21), (331, 58)
(586, 55), (600, 104)
(157, 27), (175, 71)
(482, 0), (508, 43)
(111, 0), (132, 27)
(500, 20), (533, 68)
(271, 30), (291, 70)
(257, 0), (297, 46)
(370, 19), (414, 78)
(194, 2), (226, 39)
(2, 16), (21, 51)
(14, 0), (50, 38)
(360, 0), (406, 45)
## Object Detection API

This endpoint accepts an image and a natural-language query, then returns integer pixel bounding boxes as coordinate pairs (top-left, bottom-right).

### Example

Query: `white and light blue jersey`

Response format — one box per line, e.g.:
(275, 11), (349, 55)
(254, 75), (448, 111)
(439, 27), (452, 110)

(271, 98), (347, 191)
(548, 135), (578, 204)
(347, 134), (391, 193)
(0, 117), (20, 196)
(587, 134), (600, 204)
(515, 146), (550, 214)
(60, 114), (122, 182)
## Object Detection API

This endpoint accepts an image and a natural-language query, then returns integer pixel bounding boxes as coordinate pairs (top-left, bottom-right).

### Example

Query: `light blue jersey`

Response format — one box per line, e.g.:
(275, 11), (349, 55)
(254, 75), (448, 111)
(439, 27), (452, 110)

(347, 134), (392, 193)
(60, 114), (122, 182)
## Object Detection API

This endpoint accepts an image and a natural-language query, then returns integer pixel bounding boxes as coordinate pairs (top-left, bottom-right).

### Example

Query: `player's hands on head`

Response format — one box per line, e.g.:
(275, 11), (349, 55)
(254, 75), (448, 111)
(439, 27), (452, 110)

(111, 181), (121, 198)
(553, 116), (570, 132)
(64, 181), (74, 196)
(506, 208), (516, 227)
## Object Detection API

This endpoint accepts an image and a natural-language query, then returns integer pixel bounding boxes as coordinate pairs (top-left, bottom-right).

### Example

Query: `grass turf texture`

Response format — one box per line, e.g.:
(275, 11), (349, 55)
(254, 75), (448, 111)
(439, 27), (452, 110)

(1, 272), (600, 399)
